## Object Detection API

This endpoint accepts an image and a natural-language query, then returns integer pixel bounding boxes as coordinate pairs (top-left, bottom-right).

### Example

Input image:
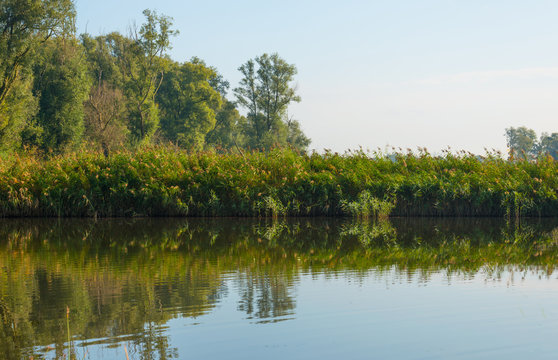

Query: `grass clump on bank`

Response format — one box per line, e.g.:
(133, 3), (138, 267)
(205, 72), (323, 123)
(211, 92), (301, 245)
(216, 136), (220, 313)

(0, 147), (557, 217)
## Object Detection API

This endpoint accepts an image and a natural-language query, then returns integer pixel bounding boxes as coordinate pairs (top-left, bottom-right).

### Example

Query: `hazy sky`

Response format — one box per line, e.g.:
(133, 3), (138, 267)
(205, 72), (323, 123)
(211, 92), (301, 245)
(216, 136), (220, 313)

(75, 0), (558, 154)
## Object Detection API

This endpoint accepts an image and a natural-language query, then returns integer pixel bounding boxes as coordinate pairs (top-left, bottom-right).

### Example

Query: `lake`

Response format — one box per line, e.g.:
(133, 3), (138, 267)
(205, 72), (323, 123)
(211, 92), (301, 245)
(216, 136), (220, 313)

(1, 218), (558, 359)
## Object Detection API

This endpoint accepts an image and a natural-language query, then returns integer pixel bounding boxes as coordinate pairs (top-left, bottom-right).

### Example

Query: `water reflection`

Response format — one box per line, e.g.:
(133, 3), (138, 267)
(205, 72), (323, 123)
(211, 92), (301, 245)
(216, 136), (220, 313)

(1, 218), (558, 359)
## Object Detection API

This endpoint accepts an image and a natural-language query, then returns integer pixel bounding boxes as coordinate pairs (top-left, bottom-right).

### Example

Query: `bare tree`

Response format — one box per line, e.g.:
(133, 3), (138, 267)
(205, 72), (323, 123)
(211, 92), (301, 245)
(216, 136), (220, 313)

(84, 80), (127, 156)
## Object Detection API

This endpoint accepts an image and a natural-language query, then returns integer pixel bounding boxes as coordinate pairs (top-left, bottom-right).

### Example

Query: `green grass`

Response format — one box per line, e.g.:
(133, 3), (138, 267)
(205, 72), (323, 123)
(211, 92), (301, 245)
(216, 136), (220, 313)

(0, 146), (557, 217)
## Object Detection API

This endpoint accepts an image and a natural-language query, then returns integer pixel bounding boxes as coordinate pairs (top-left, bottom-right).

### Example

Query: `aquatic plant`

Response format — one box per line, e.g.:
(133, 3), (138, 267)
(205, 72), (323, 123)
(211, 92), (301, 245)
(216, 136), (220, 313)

(340, 190), (396, 219)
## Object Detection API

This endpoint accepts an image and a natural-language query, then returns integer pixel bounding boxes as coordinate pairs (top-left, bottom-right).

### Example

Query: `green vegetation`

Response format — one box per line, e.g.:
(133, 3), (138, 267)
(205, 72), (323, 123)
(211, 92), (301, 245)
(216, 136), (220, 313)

(1, 3), (557, 220)
(506, 126), (558, 160)
(0, 2), (310, 155)
(234, 53), (310, 150)
(340, 190), (395, 219)
(0, 147), (557, 217)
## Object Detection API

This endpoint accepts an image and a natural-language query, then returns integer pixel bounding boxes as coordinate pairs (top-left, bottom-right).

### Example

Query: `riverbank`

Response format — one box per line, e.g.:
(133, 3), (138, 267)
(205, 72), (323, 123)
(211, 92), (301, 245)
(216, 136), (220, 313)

(1, 147), (557, 217)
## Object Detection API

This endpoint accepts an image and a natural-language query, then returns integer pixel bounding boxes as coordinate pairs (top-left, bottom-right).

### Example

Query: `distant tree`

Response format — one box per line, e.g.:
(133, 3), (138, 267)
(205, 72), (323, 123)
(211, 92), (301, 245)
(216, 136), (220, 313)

(505, 126), (538, 160)
(30, 37), (91, 152)
(157, 59), (222, 150)
(234, 53), (310, 151)
(539, 132), (558, 160)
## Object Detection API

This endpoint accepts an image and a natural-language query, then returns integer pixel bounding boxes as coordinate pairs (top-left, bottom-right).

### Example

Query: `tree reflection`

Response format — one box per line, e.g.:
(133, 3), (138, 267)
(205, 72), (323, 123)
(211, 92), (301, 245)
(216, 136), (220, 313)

(236, 271), (296, 323)
(1, 217), (558, 359)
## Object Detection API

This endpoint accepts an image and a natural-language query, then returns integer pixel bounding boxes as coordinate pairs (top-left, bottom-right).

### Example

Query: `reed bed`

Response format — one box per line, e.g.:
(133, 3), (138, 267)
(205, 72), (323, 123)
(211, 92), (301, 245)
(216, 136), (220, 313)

(0, 147), (557, 217)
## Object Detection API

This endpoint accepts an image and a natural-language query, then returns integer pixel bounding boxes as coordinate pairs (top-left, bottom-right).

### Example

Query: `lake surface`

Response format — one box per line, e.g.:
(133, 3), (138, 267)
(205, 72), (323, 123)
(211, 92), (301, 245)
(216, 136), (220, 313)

(1, 218), (558, 359)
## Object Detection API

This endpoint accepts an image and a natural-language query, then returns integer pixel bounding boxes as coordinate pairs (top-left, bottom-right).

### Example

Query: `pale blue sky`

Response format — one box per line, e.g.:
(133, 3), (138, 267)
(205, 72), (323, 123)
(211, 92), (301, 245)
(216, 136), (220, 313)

(75, 0), (558, 153)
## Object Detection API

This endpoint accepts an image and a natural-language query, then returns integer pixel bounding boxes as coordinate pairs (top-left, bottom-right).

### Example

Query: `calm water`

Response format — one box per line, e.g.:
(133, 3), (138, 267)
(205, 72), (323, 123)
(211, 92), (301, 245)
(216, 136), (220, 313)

(1, 218), (558, 359)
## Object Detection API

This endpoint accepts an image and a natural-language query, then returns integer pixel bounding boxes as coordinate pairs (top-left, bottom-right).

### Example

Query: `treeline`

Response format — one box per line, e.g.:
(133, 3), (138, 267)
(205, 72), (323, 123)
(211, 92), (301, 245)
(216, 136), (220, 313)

(505, 126), (558, 161)
(0, 1), (309, 155)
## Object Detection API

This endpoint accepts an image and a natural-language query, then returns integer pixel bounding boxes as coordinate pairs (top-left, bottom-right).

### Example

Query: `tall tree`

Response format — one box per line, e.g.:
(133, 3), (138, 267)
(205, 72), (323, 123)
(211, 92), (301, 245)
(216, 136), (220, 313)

(505, 126), (538, 160)
(0, 70), (37, 151)
(0, 0), (75, 107)
(31, 37), (91, 152)
(234, 53), (309, 151)
(0, 0), (75, 150)
(119, 9), (177, 143)
(157, 59), (222, 150)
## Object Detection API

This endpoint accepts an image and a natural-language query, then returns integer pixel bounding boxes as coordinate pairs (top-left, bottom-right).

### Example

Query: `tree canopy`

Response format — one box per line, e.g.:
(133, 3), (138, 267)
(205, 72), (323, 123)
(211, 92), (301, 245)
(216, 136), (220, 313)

(234, 53), (309, 151)
(157, 59), (222, 150)
(0, 0), (75, 150)
(0, 5), (311, 154)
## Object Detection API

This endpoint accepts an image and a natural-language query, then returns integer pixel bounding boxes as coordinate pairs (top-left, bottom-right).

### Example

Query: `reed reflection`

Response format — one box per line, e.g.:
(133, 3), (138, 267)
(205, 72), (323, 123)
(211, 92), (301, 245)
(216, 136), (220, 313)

(1, 217), (558, 359)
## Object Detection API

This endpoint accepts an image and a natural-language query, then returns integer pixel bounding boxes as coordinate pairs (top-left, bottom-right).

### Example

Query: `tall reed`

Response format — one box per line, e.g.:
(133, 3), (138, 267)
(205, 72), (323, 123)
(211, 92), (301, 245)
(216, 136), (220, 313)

(0, 147), (556, 217)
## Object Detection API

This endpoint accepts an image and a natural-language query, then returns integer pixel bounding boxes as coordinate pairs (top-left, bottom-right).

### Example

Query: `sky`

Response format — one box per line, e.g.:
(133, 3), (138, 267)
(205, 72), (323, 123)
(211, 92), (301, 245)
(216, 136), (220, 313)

(75, 0), (558, 154)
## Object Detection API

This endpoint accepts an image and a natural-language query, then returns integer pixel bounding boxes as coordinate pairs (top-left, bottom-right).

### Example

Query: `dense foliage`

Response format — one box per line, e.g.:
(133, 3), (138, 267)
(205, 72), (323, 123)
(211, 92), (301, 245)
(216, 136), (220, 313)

(0, 147), (557, 217)
(0, 2), (310, 155)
